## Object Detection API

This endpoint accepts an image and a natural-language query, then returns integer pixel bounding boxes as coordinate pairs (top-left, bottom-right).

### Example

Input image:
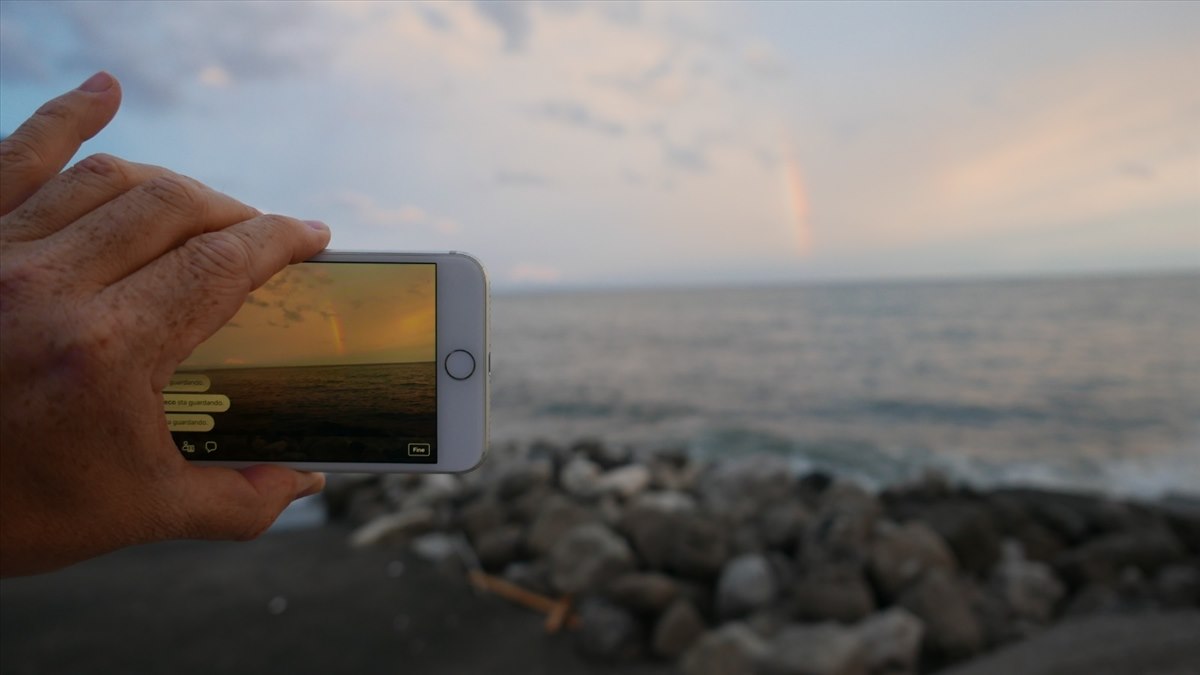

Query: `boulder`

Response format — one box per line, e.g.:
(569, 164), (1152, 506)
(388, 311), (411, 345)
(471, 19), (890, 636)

(758, 500), (812, 551)
(561, 457), (604, 498)
(855, 608), (924, 675)
(897, 568), (984, 660)
(1055, 527), (1187, 587)
(802, 482), (882, 568)
(595, 464), (653, 500)
(526, 495), (598, 556)
(496, 459), (553, 501)
(458, 496), (509, 542)
(791, 564), (876, 623)
(474, 524), (525, 570)
(618, 493), (728, 578)
(549, 523), (636, 595)
(653, 599), (706, 658)
(680, 623), (769, 675)
(868, 520), (957, 599)
(573, 438), (631, 470)
(992, 540), (1064, 623)
(759, 622), (867, 675)
(716, 553), (779, 620)
(1154, 564), (1200, 608)
(574, 597), (643, 662)
(502, 560), (553, 596)
(697, 454), (796, 522)
(605, 572), (682, 613)
(887, 499), (1001, 575)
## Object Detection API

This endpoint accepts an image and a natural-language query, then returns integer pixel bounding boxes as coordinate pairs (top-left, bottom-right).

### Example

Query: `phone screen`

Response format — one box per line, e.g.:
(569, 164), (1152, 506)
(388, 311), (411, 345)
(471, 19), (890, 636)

(167, 262), (438, 464)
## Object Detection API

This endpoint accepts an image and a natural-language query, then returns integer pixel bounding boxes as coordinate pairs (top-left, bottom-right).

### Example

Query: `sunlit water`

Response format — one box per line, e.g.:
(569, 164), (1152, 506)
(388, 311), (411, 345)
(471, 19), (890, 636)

(490, 273), (1200, 499)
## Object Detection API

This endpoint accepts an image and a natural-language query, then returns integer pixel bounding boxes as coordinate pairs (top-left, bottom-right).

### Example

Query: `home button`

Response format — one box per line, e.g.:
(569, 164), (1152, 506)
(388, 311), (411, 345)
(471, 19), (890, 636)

(445, 350), (476, 380)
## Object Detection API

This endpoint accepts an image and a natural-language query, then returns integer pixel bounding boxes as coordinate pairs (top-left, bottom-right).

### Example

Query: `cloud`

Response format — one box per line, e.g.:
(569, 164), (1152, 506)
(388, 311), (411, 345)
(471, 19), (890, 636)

(534, 100), (626, 136)
(2, 1), (330, 107)
(0, 17), (49, 82)
(328, 191), (461, 236)
(495, 170), (553, 188)
(472, 0), (532, 52)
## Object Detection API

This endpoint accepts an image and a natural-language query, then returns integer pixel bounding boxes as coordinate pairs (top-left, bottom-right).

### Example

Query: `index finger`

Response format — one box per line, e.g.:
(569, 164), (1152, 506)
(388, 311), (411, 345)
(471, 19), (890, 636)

(102, 213), (331, 378)
(0, 72), (122, 217)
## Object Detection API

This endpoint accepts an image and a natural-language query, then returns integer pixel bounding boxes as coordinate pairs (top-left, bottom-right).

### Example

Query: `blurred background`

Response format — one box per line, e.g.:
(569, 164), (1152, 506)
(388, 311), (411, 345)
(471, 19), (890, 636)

(2, 0), (1195, 498)
(1, 2), (1198, 673)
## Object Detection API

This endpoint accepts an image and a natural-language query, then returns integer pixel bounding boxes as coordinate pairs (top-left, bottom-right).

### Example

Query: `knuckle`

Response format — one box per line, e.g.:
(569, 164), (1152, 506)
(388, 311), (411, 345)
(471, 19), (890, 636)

(0, 135), (49, 176)
(140, 173), (208, 218)
(72, 153), (135, 189)
(181, 229), (257, 284)
(33, 97), (77, 127)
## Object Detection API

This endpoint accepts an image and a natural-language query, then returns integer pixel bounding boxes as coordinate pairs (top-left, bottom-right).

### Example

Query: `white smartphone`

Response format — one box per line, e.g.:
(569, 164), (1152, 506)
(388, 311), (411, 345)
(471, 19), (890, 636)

(166, 251), (489, 473)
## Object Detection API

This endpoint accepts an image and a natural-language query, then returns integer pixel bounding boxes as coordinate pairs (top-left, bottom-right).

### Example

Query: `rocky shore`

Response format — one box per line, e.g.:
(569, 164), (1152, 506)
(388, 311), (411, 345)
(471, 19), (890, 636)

(326, 441), (1200, 675)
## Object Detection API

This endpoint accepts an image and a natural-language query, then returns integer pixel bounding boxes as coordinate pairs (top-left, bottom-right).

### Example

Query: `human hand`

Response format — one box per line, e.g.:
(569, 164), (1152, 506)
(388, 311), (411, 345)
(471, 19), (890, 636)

(0, 72), (330, 577)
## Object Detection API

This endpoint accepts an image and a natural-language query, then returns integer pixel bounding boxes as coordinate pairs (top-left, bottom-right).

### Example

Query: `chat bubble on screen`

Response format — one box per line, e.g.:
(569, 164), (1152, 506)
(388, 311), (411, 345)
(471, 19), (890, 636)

(166, 414), (215, 432)
(163, 394), (231, 413)
(164, 374), (212, 392)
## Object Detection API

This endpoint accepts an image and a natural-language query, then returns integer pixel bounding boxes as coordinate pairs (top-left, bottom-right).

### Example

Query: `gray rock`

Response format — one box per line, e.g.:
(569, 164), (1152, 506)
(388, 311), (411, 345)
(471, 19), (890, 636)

(458, 496), (509, 542)
(680, 623), (769, 675)
(1155, 564), (1200, 608)
(992, 540), (1064, 623)
(502, 560), (553, 596)
(760, 622), (867, 675)
(525, 495), (598, 556)
(803, 482), (882, 568)
(561, 457), (603, 498)
(759, 500), (812, 551)
(549, 523), (636, 595)
(595, 464), (652, 500)
(868, 520), (958, 599)
(573, 438), (631, 470)
(474, 524), (525, 570)
(575, 597), (643, 662)
(606, 572), (681, 613)
(855, 608), (924, 675)
(496, 459), (553, 501)
(397, 473), (463, 510)
(897, 568), (984, 660)
(410, 532), (455, 559)
(697, 454), (796, 522)
(1055, 527), (1187, 587)
(618, 493), (728, 578)
(717, 553), (779, 620)
(653, 599), (706, 658)
(348, 507), (436, 548)
(791, 564), (876, 623)
(884, 498), (1000, 575)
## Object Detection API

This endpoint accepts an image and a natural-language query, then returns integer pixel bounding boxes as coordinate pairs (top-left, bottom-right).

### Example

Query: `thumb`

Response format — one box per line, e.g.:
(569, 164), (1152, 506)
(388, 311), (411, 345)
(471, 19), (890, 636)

(177, 465), (325, 541)
(0, 71), (122, 216)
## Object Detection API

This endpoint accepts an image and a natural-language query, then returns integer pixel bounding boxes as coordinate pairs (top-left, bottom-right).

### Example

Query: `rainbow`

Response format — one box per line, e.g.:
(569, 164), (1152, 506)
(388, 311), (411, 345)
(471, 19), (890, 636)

(327, 312), (347, 356)
(784, 154), (813, 256)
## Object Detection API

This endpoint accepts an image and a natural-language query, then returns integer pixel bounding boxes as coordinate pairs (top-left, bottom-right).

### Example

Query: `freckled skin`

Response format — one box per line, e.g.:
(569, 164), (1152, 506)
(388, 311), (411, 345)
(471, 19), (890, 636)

(0, 73), (330, 577)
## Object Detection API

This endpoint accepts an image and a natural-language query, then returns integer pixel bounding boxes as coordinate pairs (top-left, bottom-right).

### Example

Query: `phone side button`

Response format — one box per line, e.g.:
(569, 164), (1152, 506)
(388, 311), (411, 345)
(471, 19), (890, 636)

(445, 350), (476, 380)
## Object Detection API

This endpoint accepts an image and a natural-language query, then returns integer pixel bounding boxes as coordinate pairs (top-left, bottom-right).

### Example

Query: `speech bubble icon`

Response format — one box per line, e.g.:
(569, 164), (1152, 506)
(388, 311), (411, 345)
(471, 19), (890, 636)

(165, 374), (211, 393)
(163, 394), (230, 413)
(166, 414), (215, 432)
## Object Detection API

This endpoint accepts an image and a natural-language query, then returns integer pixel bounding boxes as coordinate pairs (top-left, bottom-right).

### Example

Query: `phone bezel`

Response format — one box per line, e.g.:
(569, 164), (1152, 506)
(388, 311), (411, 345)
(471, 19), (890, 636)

(184, 250), (489, 473)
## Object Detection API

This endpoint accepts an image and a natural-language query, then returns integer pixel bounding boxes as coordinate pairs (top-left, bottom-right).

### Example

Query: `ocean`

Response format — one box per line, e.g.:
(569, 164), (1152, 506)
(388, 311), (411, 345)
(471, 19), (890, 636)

(489, 272), (1200, 499)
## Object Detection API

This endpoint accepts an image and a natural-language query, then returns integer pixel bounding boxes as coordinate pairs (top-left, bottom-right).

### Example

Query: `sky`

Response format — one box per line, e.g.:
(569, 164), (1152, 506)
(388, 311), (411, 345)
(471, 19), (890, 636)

(182, 262), (436, 368)
(0, 0), (1196, 289)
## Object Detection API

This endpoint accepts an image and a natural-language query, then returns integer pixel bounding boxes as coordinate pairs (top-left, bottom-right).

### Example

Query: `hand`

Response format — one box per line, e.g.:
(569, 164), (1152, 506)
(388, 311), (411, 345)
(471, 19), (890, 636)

(0, 72), (330, 577)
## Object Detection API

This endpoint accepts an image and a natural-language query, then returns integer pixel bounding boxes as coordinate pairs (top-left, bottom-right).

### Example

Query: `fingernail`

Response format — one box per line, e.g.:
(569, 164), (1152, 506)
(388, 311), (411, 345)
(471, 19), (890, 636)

(303, 219), (329, 232)
(296, 472), (325, 499)
(77, 71), (114, 93)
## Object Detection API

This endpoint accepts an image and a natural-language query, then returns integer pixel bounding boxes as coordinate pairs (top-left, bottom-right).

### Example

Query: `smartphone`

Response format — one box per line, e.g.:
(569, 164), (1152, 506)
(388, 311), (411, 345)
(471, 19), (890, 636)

(166, 251), (489, 473)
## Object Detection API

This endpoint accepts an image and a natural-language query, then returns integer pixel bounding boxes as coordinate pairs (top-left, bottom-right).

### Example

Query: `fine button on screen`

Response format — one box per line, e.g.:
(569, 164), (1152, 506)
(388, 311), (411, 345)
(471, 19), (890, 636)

(445, 350), (476, 380)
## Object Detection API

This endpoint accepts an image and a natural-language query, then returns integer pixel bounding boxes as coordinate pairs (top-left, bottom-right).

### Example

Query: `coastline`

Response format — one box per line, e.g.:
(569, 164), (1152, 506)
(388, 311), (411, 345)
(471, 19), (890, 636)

(3, 441), (1197, 675)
